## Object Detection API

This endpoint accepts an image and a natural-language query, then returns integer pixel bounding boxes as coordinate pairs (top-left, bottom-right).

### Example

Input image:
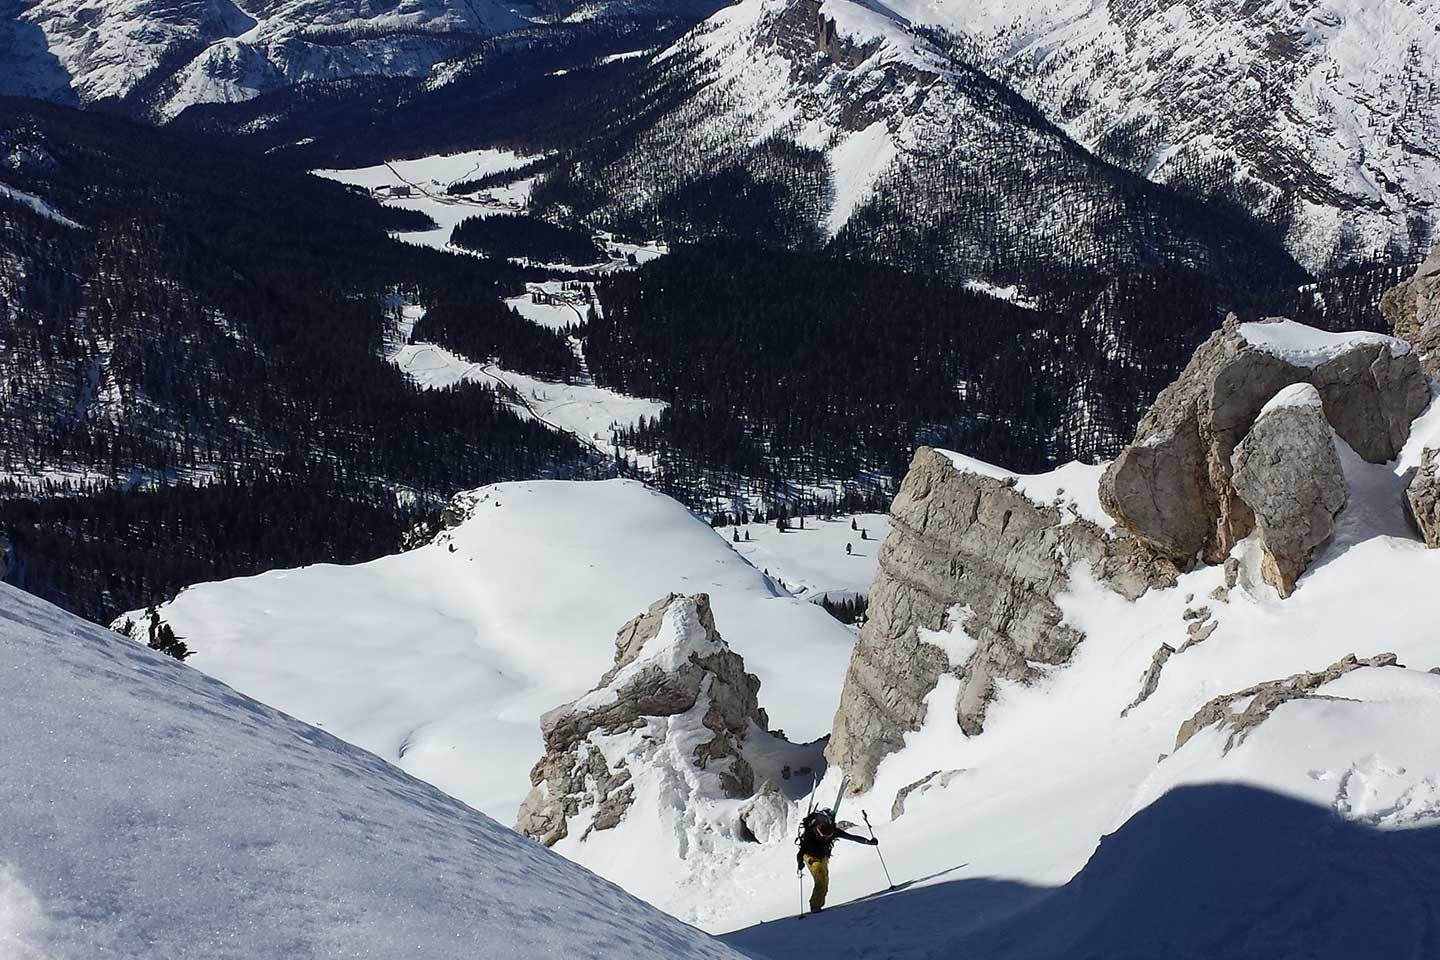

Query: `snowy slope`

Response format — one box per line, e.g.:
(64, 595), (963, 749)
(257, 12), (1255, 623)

(701, 420), (1440, 943)
(0, 580), (745, 960)
(5, 0), (529, 120)
(120, 480), (858, 820)
(577, 0), (1300, 288)
(530, 401), (1440, 939)
(885, 0), (1440, 269)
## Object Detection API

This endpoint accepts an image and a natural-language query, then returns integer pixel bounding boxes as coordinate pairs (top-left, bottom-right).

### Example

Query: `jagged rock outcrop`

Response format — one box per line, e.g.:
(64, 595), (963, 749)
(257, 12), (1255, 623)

(1406, 448), (1440, 548)
(827, 447), (1175, 793)
(1230, 384), (1347, 597)
(1175, 653), (1400, 753)
(516, 593), (769, 846)
(1100, 316), (1426, 564)
(891, 769), (965, 819)
(1121, 644), (1175, 717)
(1382, 247), (1440, 379)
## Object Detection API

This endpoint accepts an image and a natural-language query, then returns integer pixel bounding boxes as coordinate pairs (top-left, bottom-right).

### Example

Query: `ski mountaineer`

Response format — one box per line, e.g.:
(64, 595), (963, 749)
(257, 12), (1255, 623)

(796, 808), (877, 913)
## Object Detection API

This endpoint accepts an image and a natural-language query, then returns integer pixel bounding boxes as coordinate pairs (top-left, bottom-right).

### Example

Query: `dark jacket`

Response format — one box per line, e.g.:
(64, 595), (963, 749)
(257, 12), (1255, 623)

(797, 817), (871, 865)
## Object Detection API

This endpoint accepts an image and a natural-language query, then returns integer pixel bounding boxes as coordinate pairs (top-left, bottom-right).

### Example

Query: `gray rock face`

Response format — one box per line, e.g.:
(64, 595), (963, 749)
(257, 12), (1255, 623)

(1175, 653), (1400, 753)
(826, 447), (1174, 793)
(891, 769), (965, 819)
(1100, 316), (1426, 563)
(1382, 247), (1440, 379)
(1121, 644), (1176, 717)
(1230, 387), (1347, 597)
(516, 594), (769, 846)
(1405, 448), (1440, 548)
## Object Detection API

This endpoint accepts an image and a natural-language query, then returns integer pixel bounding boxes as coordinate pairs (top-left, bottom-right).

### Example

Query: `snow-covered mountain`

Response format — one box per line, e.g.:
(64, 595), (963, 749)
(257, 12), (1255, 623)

(890, 0), (1440, 270)
(546, 0), (1303, 290)
(117, 479), (862, 816)
(1, 0), (528, 119)
(0, 579), (744, 960)
(110, 266), (1440, 952)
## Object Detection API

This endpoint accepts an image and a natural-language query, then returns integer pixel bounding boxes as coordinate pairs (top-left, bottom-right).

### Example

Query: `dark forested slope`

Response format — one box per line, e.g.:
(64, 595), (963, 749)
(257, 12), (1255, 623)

(0, 98), (596, 622)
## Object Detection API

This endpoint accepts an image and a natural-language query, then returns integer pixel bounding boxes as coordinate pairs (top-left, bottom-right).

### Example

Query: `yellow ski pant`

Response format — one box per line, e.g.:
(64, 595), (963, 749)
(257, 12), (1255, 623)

(803, 854), (830, 912)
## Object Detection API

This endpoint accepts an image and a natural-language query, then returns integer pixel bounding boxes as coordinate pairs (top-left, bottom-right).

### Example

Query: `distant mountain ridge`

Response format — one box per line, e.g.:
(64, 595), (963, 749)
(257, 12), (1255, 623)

(891, 0), (1440, 270)
(1, 0), (528, 119)
(533, 0), (1304, 291)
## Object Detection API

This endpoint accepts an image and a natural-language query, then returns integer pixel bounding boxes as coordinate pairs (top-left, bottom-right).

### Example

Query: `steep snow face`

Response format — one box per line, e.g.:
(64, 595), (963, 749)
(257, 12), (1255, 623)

(732, 434), (1440, 937)
(567, 408), (1440, 939)
(5, 0), (528, 119)
(886, 0), (1440, 269)
(0, 581), (745, 960)
(120, 479), (858, 821)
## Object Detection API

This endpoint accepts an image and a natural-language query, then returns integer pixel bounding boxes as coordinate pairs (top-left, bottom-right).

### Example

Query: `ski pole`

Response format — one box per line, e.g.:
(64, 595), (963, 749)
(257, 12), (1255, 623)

(861, 810), (895, 889)
(798, 866), (805, 919)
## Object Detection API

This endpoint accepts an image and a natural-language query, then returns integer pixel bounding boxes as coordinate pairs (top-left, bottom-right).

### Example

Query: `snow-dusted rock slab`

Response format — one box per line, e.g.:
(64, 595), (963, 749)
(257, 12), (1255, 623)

(1175, 652), (1401, 753)
(1230, 384), (1347, 598)
(0, 582), (744, 960)
(1407, 448), (1440, 548)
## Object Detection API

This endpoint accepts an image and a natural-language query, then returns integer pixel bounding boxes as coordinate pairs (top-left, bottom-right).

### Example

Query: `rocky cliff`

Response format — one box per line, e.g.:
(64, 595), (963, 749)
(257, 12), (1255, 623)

(829, 311), (1435, 794)
(1100, 316), (1426, 566)
(516, 593), (771, 846)
(826, 449), (1174, 793)
(1382, 247), (1440, 380)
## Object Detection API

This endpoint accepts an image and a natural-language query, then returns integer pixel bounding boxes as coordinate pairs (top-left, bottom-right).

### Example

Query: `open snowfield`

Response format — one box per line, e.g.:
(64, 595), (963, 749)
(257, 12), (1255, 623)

(0, 581), (744, 960)
(726, 513), (890, 602)
(315, 148), (534, 193)
(505, 282), (594, 330)
(122, 480), (858, 821)
(388, 332), (665, 445)
(314, 149), (535, 250)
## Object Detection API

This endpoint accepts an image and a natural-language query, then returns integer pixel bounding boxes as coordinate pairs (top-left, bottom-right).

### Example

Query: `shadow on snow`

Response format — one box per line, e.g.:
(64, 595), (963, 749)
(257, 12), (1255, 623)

(724, 783), (1440, 960)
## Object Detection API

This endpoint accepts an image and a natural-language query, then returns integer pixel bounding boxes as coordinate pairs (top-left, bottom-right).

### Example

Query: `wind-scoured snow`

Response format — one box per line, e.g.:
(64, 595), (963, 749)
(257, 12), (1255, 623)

(0, 581), (745, 960)
(118, 480), (858, 820)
